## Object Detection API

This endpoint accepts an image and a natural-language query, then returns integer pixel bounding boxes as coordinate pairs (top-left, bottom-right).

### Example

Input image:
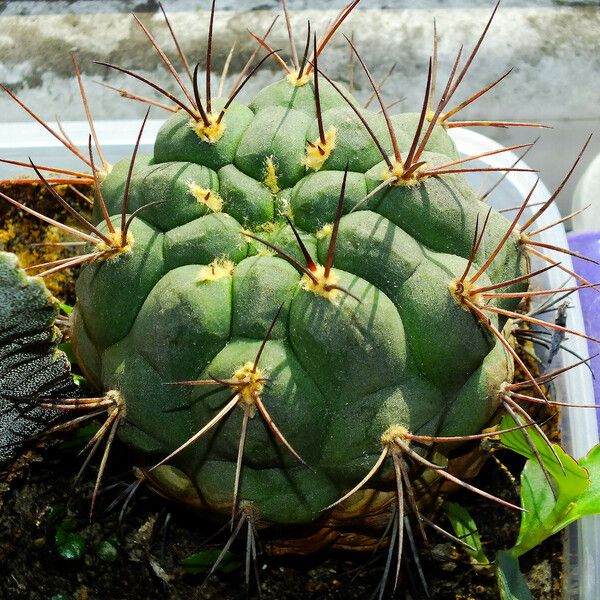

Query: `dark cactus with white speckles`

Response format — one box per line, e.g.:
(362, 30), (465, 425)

(0, 252), (76, 463)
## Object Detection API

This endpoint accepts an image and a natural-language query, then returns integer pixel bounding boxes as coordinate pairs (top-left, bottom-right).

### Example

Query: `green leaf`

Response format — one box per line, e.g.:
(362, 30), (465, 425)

(59, 302), (73, 315)
(572, 444), (600, 518)
(55, 527), (85, 561)
(72, 374), (87, 387)
(511, 459), (558, 555)
(180, 549), (241, 575)
(58, 341), (76, 364)
(499, 415), (589, 499)
(495, 550), (533, 600)
(445, 501), (490, 565)
(500, 416), (600, 557)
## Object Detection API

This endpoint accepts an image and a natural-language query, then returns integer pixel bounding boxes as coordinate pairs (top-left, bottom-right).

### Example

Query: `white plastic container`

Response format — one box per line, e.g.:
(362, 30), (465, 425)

(0, 122), (597, 599)
(572, 152), (600, 232)
(453, 128), (599, 600)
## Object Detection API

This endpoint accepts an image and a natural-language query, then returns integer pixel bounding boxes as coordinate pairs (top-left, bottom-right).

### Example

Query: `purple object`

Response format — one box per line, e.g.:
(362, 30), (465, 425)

(567, 231), (600, 414)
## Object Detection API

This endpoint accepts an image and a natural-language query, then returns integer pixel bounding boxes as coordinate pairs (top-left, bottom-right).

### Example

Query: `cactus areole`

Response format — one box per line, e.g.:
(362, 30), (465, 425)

(70, 18), (531, 539)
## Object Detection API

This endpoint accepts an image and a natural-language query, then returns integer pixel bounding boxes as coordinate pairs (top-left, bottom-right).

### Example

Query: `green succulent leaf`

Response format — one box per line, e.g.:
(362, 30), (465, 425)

(445, 501), (490, 565)
(500, 416), (600, 557)
(56, 423), (99, 451)
(495, 550), (533, 600)
(72, 374), (87, 387)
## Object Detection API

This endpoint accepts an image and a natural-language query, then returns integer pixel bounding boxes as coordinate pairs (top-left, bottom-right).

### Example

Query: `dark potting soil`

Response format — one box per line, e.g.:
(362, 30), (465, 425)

(0, 437), (562, 600)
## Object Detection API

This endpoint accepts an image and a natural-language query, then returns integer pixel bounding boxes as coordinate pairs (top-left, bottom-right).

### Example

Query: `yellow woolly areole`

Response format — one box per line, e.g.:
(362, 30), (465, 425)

(300, 264), (340, 301)
(304, 127), (337, 171)
(316, 223), (333, 240)
(96, 163), (113, 182)
(380, 425), (409, 447)
(278, 196), (293, 220)
(381, 159), (426, 187)
(426, 109), (449, 129)
(187, 182), (223, 212)
(425, 109), (437, 123)
(448, 278), (484, 310)
(256, 221), (278, 234)
(263, 156), (280, 194)
(96, 229), (134, 260)
(105, 389), (126, 417)
(286, 69), (311, 87)
(197, 258), (234, 282)
(232, 362), (265, 409)
(382, 160), (405, 183)
(188, 114), (225, 143)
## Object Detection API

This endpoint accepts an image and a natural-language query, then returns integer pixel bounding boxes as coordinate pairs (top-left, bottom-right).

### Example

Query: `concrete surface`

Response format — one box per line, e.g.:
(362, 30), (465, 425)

(0, 1), (585, 15)
(0, 2), (599, 217)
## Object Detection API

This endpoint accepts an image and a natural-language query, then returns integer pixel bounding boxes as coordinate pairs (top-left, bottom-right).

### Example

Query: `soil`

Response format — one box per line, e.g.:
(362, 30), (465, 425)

(0, 183), (564, 600)
(0, 182), (92, 302)
(0, 435), (564, 600)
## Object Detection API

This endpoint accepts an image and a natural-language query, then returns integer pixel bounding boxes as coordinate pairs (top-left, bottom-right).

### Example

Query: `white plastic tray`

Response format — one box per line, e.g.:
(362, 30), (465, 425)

(0, 122), (597, 599)
(453, 128), (599, 600)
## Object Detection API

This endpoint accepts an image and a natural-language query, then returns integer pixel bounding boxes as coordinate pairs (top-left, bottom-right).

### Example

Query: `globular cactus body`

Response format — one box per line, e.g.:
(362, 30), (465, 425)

(71, 71), (527, 527)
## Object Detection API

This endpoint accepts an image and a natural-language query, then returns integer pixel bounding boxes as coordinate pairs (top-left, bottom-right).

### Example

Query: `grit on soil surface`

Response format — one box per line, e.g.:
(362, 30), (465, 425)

(0, 439), (562, 600)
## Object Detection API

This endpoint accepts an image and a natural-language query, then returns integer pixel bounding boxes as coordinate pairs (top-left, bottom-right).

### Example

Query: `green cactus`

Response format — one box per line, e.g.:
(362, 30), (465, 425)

(67, 22), (532, 529)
